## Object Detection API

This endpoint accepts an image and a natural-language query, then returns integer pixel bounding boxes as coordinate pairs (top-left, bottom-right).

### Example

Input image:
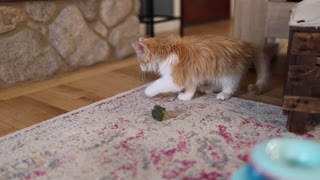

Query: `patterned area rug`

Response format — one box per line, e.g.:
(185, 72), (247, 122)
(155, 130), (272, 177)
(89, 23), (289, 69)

(0, 85), (319, 180)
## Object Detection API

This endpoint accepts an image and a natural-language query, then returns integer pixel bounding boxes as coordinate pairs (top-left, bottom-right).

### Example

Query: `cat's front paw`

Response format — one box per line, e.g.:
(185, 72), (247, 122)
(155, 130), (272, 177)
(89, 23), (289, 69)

(216, 92), (231, 101)
(144, 86), (157, 97)
(178, 93), (193, 101)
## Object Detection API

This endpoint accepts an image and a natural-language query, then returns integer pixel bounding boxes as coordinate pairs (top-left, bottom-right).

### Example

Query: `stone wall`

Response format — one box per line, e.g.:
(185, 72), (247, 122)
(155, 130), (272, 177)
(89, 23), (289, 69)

(0, 0), (140, 85)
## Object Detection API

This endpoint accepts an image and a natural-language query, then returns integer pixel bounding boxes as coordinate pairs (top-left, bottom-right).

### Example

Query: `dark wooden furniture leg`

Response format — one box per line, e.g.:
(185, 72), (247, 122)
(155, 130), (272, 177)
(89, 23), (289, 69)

(287, 111), (309, 134)
(180, 0), (184, 37)
(145, 0), (154, 37)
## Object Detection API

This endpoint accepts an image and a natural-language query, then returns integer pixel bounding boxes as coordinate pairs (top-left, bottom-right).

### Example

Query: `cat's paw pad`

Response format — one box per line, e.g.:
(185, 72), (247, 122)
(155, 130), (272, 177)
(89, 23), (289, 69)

(178, 93), (193, 101)
(216, 92), (231, 101)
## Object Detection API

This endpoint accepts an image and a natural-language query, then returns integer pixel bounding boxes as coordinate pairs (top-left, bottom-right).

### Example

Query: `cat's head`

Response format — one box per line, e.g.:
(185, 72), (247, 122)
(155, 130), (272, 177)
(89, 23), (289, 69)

(132, 37), (159, 72)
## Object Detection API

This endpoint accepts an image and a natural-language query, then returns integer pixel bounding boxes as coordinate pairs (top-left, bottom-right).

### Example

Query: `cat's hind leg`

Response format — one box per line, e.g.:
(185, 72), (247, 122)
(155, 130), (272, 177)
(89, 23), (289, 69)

(178, 85), (197, 101)
(145, 77), (183, 97)
(216, 74), (241, 100)
(198, 82), (220, 94)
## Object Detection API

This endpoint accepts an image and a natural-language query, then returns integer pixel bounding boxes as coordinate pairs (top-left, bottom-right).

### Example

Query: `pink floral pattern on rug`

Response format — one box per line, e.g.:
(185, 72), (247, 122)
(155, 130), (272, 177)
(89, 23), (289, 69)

(0, 86), (319, 180)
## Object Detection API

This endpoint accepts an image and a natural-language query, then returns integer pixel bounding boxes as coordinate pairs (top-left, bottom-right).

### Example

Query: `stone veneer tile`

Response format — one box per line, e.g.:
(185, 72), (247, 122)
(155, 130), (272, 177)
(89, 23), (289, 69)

(25, 1), (56, 23)
(49, 6), (110, 68)
(109, 16), (139, 59)
(92, 20), (108, 38)
(0, 0), (140, 85)
(78, 0), (100, 21)
(0, 29), (62, 84)
(100, 0), (132, 27)
(0, 6), (26, 34)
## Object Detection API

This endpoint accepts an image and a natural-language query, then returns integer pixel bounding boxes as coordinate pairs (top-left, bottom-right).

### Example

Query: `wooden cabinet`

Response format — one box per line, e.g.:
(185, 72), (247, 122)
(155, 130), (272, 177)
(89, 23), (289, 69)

(283, 26), (320, 133)
(291, 32), (320, 56)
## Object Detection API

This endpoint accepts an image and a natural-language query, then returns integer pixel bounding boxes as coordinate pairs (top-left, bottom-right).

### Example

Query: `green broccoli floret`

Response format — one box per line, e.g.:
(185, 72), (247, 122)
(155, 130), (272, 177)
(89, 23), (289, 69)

(151, 105), (166, 121)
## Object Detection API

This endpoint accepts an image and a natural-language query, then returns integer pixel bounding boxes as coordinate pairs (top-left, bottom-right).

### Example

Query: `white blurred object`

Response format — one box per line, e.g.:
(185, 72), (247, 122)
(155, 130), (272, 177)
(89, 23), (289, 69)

(289, 0), (320, 27)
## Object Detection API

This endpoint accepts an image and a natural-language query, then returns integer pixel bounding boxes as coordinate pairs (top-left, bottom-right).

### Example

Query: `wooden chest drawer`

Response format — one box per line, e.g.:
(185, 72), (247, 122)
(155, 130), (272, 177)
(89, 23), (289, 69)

(284, 26), (320, 134)
(291, 32), (320, 56)
(287, 65), (320, 86)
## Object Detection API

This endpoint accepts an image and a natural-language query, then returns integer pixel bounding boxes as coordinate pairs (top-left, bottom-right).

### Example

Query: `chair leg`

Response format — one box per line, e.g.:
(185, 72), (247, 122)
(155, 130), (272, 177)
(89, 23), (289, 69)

(179, 0), (184, 37)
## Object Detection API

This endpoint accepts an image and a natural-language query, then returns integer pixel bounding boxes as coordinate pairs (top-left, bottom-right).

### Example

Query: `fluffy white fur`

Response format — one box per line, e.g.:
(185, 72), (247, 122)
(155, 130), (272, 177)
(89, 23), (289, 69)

(144, 53), (186, 99)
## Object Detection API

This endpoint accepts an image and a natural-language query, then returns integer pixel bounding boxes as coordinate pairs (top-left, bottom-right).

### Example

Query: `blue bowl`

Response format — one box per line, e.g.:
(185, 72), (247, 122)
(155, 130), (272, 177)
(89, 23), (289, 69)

(231, 164), (266, 180)
(231, 138), (320, 180)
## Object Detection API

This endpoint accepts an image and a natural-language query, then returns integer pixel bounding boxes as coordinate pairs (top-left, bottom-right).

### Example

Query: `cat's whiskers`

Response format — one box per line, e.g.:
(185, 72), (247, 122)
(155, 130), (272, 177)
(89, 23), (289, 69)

(151, 63), (159, 73)
(140, 71), (146, 81)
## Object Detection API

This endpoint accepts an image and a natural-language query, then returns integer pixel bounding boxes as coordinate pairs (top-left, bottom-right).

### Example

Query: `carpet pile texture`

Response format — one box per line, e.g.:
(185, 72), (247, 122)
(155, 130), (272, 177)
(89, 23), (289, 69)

(0, 86), (318, 180)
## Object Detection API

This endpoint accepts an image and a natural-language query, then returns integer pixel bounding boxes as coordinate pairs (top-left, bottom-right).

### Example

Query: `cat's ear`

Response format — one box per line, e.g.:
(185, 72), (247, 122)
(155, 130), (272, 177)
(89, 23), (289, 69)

(132, 42), (146, 55)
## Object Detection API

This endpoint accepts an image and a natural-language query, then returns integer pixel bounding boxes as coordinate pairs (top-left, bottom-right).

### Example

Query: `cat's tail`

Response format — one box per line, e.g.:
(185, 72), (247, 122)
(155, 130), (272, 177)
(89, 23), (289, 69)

(248, 50), (270, 94)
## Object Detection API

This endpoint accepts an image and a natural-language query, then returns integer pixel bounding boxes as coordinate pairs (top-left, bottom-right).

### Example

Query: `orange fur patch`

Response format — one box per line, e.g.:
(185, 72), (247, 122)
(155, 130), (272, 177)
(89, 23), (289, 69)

(140, 35), (259, 86)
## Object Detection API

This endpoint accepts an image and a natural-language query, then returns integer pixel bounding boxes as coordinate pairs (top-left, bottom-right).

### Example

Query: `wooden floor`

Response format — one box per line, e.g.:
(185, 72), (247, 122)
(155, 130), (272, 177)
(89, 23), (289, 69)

(0, 19), (287, 136)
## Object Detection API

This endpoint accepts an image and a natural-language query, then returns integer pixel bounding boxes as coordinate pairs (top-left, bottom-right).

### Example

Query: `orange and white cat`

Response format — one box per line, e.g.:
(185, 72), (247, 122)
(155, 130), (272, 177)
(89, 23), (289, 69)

(132, 35), (269, 101)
